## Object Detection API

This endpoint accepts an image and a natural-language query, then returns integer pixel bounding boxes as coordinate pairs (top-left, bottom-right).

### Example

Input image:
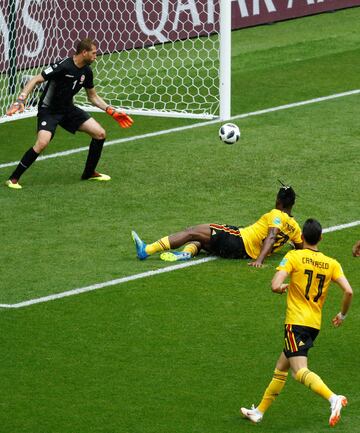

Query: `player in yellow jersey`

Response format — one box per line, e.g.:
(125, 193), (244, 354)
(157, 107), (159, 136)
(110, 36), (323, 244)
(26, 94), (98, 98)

(131, 185), (302, 265)
(240, 218), (353, 427)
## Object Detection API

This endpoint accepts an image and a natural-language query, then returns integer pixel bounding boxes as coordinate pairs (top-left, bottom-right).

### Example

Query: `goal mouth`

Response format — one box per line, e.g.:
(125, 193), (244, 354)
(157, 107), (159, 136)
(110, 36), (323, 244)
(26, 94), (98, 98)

(1, 0), (231, 123)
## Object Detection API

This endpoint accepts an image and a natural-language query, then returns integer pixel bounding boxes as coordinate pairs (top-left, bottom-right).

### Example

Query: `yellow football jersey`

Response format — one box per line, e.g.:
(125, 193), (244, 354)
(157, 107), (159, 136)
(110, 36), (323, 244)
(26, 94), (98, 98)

(240, 209), (302, 259)
(277, 249), (344, 329)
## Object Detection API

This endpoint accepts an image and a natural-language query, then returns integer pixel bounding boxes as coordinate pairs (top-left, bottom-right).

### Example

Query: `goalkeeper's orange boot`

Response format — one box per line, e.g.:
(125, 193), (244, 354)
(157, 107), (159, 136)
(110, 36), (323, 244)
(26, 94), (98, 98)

(83, 171), (111, 181)
(5, 179), (22, 190)
(329, 395), (347, 427)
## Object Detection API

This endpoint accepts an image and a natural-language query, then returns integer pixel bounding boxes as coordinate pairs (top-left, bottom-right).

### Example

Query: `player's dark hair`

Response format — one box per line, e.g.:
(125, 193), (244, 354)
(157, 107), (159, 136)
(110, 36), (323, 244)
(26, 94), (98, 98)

(276, 185), (296, 208)
(302, 218), (322, 245)
(76, 38), (95, 54)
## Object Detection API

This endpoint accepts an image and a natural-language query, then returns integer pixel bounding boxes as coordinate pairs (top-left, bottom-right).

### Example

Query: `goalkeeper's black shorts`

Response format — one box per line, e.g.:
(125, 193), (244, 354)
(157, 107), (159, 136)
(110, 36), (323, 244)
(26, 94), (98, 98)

(37, 106), (90, 137)
(209, 223), (251, 259)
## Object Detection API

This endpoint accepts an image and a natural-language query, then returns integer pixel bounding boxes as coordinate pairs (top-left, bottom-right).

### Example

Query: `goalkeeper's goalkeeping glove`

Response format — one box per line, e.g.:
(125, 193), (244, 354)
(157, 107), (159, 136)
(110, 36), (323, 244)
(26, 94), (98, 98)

(106, 106), (133, 128)
(6, 93), (27, 116)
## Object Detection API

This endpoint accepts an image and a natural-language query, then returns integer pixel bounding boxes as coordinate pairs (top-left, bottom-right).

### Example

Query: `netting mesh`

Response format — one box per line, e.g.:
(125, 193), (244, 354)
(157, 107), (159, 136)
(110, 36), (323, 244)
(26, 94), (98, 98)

(0, 0), (220, 122)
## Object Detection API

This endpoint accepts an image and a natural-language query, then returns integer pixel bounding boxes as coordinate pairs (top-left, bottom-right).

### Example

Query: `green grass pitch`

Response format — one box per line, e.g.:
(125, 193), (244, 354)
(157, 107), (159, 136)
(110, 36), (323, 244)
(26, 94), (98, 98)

(1, 8), (360, 433)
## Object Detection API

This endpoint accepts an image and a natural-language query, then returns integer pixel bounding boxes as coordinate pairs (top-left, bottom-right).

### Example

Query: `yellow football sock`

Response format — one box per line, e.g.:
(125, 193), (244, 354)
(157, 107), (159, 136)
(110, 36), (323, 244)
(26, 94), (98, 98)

(182, 243), (199, 257)
(257, 369), (288, 414)
(145, 236), (171, 255)
(295, 368), (333, 400)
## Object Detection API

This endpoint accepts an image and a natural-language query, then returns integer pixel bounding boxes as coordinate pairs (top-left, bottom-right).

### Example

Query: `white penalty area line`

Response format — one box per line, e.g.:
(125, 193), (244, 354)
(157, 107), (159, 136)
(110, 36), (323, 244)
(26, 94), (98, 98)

(0, 220), (359, 310)
(1, 88), (359, 170)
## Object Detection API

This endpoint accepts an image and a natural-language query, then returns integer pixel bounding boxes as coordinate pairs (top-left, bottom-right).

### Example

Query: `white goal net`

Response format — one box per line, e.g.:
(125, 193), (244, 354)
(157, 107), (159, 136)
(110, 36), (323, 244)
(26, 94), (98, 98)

(0, 0), (230, 123)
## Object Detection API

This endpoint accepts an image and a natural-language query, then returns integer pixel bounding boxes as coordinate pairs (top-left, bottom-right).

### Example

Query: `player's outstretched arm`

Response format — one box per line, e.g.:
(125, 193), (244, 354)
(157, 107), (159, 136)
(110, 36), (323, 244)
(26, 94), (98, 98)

(248, 227), (279, 268)
(86, 88), (133, 128)
(271, 270), (289, 294)
(332, 276), (353, 327)
(6, 74), (44, 116)
(86, 87), (109, 111)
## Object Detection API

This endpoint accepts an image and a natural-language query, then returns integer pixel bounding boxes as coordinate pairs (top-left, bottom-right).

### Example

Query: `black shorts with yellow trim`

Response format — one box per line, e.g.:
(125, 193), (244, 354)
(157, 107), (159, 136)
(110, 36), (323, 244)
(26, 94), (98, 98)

(209, 223), (251, 259)
(283, 324), (319, 358)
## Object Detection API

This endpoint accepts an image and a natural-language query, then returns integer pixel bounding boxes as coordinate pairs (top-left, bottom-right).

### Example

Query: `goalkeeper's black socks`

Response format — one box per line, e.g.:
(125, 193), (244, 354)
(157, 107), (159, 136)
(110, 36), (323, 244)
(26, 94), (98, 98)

(81, 138), (105, 179)
(9, 147), (39, 181)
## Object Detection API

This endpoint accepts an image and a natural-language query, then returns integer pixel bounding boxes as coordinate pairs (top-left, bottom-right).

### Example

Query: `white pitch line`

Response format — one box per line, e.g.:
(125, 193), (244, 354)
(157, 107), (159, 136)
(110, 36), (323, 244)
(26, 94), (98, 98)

(1, 88), (359, 170)
(323, 220), (360, 233)
(1, 221), (359, 310)
(0, 257), (217, 309)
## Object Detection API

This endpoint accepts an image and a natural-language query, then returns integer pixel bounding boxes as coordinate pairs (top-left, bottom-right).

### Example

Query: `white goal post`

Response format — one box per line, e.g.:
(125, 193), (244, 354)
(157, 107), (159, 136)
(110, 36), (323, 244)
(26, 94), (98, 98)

(0, 0), (231, 124)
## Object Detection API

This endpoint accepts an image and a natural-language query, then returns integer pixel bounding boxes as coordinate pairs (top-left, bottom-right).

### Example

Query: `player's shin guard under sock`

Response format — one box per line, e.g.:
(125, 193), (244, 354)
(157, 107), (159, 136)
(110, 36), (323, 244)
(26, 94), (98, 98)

(9, 147), (39, 181)
(81, 138), (105, 179)
(295, 368), (333, 400)
(182, 243), (199, 257)
(257, 369), (288, 414)
(145, 236), (171, 255)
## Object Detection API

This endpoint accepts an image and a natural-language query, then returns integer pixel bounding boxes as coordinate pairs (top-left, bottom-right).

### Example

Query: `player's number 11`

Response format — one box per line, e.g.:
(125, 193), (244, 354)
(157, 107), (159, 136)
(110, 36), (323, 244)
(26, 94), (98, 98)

(304, 269), (325, 302)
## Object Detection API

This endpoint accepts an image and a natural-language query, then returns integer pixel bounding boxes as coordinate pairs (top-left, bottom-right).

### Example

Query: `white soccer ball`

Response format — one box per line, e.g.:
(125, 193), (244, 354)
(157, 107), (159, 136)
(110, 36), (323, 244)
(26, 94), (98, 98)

(219, 123), (240, 144)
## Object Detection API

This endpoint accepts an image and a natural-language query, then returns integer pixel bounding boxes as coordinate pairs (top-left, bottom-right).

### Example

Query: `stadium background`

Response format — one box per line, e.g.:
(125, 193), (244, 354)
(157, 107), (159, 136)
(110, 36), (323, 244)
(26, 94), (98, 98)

(1, 0), (359, 71)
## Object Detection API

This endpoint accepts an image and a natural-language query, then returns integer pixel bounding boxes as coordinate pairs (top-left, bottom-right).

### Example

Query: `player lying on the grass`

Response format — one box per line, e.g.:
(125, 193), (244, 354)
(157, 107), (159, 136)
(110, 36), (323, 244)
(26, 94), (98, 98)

(5, 37), (133, 190)
(132, 185), (302, 267)
(241, 218), (353, 427)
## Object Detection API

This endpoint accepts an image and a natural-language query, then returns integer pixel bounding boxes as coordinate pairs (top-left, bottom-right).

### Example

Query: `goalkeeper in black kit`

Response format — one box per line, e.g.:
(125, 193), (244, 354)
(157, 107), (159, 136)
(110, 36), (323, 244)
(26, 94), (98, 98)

(5, 38), (133, 189)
